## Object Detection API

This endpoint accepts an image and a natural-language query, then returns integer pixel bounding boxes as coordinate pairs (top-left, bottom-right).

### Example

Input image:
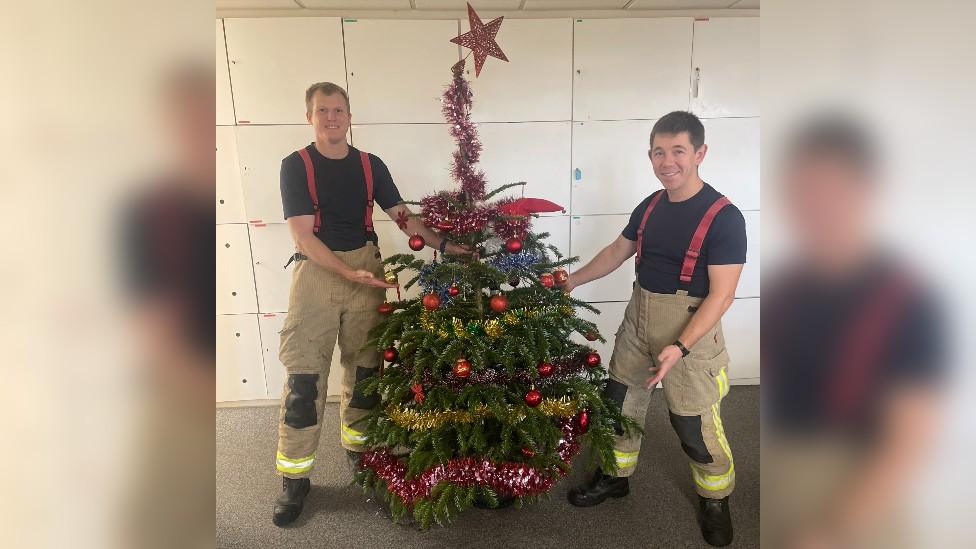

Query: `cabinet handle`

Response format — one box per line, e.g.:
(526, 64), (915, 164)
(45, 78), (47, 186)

(693, 67), (701, 98)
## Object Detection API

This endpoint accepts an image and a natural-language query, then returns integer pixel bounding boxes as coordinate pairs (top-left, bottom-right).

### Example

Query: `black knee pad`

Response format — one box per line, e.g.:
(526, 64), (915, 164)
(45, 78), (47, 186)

(669, 411), (713, 464)
(604, 378), (628, 436)
(284, 374), (319, 429)
(348, 366), (381, 409)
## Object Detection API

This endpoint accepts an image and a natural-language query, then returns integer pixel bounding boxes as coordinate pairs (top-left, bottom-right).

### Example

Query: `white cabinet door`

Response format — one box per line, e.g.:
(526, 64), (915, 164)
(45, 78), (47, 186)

(478, 121), (571, 212)
(570, 214), (635, 303)
(216, 224), (258, 315)
(700, 117), (759, 212)
(216, 314), (268, 402)
(532, 215), (571, 263)
(468, 19), (572, 123)
(573, 18), (693, 121)
(235, 125), (316, 224)
(215, 20), (236, 126)
(248, 222), (294, 314)
(224, 18), (346, 125)
(351, 124), (458, 216)
(343, 20), (459, 124)
(216, 127), (246, 224)
(723, 297), (760, 383)
(738, 210), (760, 299)
(690, 17), (759, 118)
(572, 120), (657, 216)
(571, 301), (627, 364)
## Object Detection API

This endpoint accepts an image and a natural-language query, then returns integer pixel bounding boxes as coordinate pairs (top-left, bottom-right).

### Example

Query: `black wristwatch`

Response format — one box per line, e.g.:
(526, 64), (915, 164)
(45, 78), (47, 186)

(673, 340), (690, 357)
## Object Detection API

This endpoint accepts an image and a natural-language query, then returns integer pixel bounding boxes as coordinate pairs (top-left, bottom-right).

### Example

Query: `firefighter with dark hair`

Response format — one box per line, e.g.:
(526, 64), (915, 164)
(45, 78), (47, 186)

(562, 111), (746, 546)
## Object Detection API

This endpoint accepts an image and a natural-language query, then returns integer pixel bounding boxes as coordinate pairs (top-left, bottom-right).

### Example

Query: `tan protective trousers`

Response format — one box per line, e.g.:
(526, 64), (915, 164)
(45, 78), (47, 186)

(606, 284), (735, 499)
(274, 243), (385, 478)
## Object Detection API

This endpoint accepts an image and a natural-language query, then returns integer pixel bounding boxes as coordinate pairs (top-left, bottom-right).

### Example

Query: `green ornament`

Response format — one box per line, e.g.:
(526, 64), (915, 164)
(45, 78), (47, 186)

(466, 321), (484, 336)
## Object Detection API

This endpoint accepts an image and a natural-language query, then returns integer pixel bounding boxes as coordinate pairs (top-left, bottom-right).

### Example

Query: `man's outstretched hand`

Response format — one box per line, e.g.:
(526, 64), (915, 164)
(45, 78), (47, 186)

(345, 269), (398, 288)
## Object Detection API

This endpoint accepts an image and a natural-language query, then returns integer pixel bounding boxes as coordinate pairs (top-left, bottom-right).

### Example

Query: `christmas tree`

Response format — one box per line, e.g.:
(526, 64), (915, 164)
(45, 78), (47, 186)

(354, 6), (638, 528)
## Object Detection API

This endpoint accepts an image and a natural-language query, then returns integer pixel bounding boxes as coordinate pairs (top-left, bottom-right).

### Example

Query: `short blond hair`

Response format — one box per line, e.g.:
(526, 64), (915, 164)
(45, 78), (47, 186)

(305, 82), (350, 113)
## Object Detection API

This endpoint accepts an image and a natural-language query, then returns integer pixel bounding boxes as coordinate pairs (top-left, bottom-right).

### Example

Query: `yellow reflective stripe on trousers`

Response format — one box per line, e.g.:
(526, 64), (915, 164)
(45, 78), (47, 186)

(276, 451), (315, 474)
(716, 367), (729, 400)
(341, 423), (367, 445)
(690, 389), (736, 492)
(613, 449), (640, 468)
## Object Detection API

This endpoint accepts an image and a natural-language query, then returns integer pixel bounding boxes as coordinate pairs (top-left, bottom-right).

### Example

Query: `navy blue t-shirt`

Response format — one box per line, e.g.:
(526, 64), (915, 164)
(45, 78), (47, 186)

(280, 144), (403, 251)
(622, 183), (746, 297)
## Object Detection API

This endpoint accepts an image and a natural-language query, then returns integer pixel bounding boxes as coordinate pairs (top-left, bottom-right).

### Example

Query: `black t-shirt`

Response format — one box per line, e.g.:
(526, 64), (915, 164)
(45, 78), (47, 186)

(280, 144), (403, 251)
(762, 257), (944, 438)
(621, 183), (747, 297)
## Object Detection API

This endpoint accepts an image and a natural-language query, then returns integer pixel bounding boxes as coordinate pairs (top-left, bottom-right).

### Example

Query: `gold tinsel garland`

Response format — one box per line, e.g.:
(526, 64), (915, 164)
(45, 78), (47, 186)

(386, 396), (579, 431)
(416, 305), (577, 341)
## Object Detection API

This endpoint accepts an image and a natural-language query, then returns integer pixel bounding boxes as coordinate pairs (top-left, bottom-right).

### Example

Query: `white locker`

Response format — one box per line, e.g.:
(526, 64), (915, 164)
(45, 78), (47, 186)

(235, 124), (318, 224)
(248, 222), (294, 314)
(216, 127), (246, 224)
(343, 20), (460, 124)
(571, 120), (657, 216)
(700, 117), (760, 212)
(690, 18), (759, 119)
(571, 301), (627, 363)
(216, 224), (259, 315)
(468, 19), (572, 123)
(478, 121), (571, 212)
(351, 124), (458, 215)
(224, 18), (346, 125)
(532, 215), (571, 262)
(573, 18), (693, 122)
(215, 20), (235, 126)
(570, 214), (636, 303)
(259, 311), (363, 401)
(216, 314), (269, 402)
(738, 211), (760, 299)
(723, 297), (760, 382)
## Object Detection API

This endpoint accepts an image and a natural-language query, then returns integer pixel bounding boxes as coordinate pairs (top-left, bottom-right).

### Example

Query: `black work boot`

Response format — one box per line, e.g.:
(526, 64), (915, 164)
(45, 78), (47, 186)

(567, 470), (629, 507)
(346, 450), (362, 473)
(699, 496), (734, 546)
(272, 477), (310, 527)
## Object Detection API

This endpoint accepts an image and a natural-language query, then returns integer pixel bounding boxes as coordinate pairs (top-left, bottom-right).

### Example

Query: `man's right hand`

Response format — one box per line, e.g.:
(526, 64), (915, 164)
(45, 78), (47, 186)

(345, 269), (398, 288)
(559, 273), (577, 293)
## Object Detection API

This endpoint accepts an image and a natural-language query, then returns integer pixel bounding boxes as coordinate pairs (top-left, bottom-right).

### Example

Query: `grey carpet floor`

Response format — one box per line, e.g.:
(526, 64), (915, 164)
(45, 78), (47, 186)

(217, 386), (759, 549)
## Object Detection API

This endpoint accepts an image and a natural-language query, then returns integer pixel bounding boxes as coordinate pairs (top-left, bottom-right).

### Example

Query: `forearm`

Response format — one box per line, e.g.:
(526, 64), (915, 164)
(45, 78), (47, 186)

(295, 234), (353, 277)
(571, 245), (627, 287)
(403, 217), (445, 250)
(677, 291), (734, 349)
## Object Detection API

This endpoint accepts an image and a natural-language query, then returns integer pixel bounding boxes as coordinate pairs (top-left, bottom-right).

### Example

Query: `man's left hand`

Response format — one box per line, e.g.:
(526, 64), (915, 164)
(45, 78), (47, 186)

(645, 344), (683, 389)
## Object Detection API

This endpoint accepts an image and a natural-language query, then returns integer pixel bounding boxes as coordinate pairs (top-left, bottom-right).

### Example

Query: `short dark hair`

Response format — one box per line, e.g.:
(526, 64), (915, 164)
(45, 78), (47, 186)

(650, 111), (705, 150)
(786, 112), (878, 176)
(305, 82), (350, 113)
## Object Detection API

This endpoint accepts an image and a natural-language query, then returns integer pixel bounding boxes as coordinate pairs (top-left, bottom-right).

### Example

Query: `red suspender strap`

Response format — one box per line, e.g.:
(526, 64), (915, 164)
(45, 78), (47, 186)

(635, 190), (665, 269)
(360, 150), (375, 233)
(296, 148), (321, 233)
(679, 196), (732, 284)
(828, 271), (912, 421)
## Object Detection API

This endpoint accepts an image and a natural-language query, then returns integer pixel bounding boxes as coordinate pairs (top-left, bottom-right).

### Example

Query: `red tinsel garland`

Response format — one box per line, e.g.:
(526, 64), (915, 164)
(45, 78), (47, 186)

(420, 192), (494, 235)
(441, 60), (486, 200)
(360, 418), (582, 504)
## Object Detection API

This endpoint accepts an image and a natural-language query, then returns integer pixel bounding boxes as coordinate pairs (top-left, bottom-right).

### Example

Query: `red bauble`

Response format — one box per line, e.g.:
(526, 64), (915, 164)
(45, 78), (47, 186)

(524, 389), (542, 407)
(422, 293), (441, 310)
(539, 273), (555, 288)
(537, 362), (554, 377)
(585, 352), (601, 367)
(382, 347), (398, 362)
(584, 331), (599, 342)
(435, 220), (455, 231)
(489, 293), (508, 313)
(578, 409), (590, 433)
(453, 358), (472, 378)
(553, 269), (569, 285)
(378, 302), (394, 314)
(505, 237), (523, 254)
(448, 285), (460, 297)
(521, 446), (536, 458)
(408, 234), (425, 251)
